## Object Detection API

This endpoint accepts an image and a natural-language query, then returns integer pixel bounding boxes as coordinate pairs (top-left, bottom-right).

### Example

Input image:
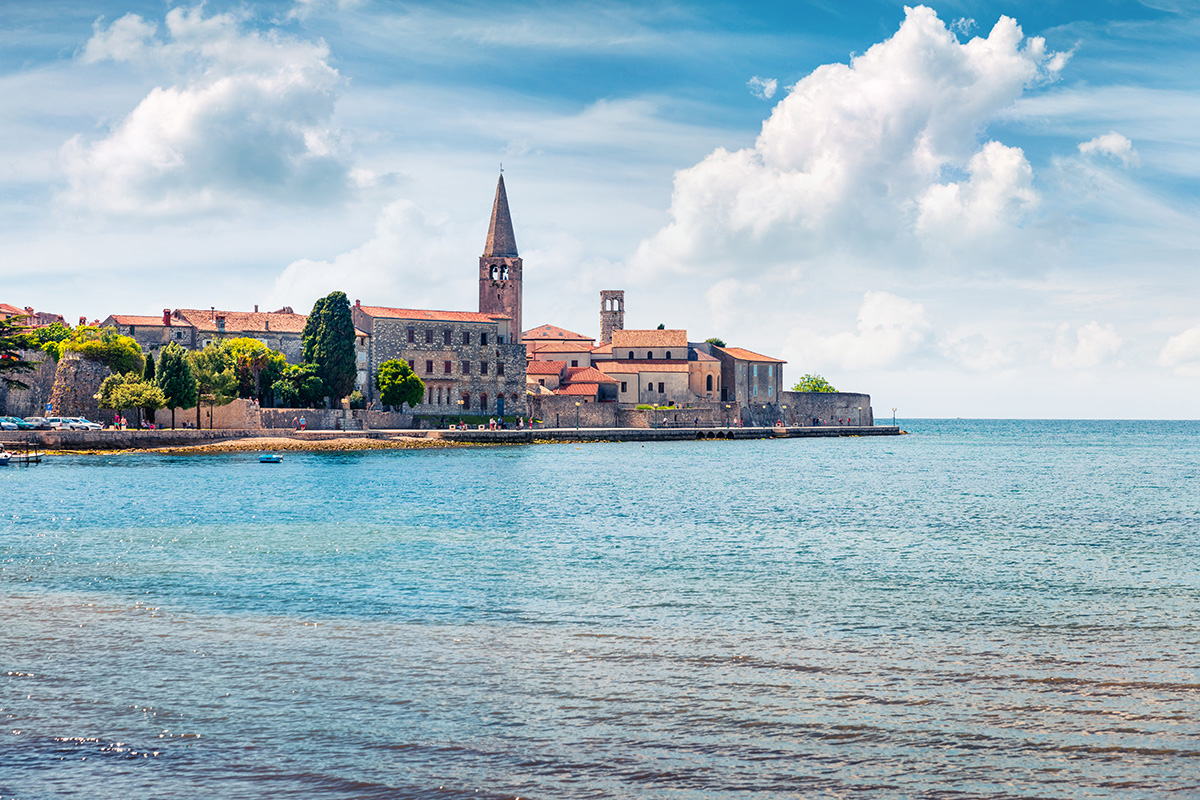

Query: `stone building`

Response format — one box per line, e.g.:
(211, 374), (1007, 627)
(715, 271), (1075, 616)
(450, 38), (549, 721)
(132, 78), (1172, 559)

(100, 306), (309, 362)
(2, 303), (64, 327)
(599, 290), (624, 344)
(711, 346), (786, 406)
(478, 174), (523, 338)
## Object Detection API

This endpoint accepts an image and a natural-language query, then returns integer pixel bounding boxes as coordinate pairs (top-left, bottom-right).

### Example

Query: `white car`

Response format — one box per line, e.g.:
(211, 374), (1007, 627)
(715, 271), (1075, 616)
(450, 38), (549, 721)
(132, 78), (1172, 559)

(0, 419), (16, 431)
(66, 417), (102, 430)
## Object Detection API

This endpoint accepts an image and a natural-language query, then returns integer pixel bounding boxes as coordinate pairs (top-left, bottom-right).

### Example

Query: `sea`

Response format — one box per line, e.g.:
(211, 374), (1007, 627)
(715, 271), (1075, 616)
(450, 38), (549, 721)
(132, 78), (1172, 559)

(2, 419), (1198, 799)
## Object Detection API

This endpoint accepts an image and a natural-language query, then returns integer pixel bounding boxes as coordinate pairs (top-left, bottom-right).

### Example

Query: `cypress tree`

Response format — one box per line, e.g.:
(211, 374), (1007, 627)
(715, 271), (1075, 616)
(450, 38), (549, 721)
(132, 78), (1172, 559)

(304, 291), (356, 403)
(156, 342), (198, 429)
(143, 350), (156, 382)
(301, 296), (327, 365)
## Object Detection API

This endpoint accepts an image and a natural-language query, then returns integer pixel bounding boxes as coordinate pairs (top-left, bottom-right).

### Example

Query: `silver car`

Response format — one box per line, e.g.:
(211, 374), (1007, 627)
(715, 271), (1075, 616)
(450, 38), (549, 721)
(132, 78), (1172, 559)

(66, 417), (103, 430)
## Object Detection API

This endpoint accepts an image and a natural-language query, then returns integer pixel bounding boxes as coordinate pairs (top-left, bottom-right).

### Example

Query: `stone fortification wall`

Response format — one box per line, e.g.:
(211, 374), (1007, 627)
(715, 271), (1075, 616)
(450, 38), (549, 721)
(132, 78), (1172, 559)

(778, 392), (874, 426)
(259, 408), (413, 431)
(526, 396), (618, 428)
(0, 349), (57, 418)
(155, 398), (262, 430)
(48, 354), (111, 421)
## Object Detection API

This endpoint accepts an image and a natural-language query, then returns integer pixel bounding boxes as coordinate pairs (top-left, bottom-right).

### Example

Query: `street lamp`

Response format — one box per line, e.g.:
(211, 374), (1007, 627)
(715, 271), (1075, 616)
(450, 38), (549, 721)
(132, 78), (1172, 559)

(725, 404), (730, 428)
(457, 398), (463, 429)
(782, 404), (787, 427)
(575, 401), (581, 429)
(892, 407), (897, 426)
(857, 406), (862, 426)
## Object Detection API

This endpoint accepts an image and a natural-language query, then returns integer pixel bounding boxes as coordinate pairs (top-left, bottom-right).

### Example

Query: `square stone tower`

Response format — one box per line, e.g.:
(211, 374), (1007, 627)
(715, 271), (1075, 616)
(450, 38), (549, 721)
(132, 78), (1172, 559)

(479, 174), (522, 340)
(600, 290), (624, 344)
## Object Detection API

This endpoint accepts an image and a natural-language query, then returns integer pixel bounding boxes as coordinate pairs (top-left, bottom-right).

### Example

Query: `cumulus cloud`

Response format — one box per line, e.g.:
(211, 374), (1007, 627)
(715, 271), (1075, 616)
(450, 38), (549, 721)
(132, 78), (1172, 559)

(62, 6), (348, 215)
(1051, 321), (1122, 369)
(790, 291), (932, 371)
(747, 76), (777, 100)
(1159, 325), (1200, 376)
(1078, 132), (1140, 167)
(633, 6), (1066, 278)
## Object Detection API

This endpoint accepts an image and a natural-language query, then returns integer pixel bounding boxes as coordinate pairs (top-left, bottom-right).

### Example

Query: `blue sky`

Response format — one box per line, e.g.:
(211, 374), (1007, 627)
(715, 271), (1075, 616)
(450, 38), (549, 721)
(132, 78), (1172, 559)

(2, 0), (1199, 416)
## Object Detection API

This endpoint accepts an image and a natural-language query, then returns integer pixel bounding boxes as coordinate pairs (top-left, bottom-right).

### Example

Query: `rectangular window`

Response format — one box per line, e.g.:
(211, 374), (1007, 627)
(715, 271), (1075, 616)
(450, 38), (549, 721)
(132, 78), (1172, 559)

(407, 328), (415, 343)
(443, 330), (451, 345)
(425, 329), (433, 344)
(481, 332), (488, 345)
(444, 360), (452, 374)
(462, 331), (470, 345)
(427, 387), (432, 404)
(496, 362), (504, 376)
(768, 365), (773, 377)
(753, 364), (758, 377)
(621, 382), (627, 393)
(480, 361), (488, 375)
(425, 360), (433, 374)
(658, 382), (665, 393)
(767, 385), (773, 398)
(571, 359), (578, 367)
(753, 386), (758, 397)
(538, 378), (546, 386)
(461, 361), (470, 375)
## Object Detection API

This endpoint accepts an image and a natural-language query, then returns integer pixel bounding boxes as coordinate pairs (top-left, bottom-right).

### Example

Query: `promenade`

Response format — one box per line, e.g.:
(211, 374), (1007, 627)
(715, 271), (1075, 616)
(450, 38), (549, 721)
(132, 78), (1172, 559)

(2, 424), (902, 451)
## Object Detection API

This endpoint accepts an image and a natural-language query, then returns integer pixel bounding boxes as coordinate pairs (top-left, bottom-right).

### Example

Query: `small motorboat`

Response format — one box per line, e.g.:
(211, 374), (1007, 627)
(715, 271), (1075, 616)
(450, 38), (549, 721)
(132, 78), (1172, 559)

(259, 454), (283, 463)
(0, 451), (11, 466)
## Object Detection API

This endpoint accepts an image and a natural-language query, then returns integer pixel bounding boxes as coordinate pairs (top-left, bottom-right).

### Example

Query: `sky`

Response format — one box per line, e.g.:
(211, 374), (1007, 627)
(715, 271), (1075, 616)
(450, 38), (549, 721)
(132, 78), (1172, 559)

(2, 0), (1199, 418)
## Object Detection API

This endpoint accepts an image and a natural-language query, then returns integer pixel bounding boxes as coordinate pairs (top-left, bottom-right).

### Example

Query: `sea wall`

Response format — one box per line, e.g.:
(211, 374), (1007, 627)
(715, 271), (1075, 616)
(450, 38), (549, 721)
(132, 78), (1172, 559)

(778, 392), (874, 427)
(0, 349), (57, 418)
(525, 396), (619, 428)
(155, 398), (262, 430)
(259, 408), (413, 430)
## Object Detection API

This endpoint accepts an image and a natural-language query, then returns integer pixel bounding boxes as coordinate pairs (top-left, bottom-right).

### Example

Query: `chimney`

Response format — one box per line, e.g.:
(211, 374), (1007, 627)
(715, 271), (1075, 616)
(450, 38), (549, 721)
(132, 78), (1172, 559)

(79, 316), (86, 326)
(355, 299), (361, 309)
(24, 306), (33, 316)
(254, 304), (259, 313)
(216, 314), (226, 333)
(210, 306), (215, 322)
(163, 309), (172, 326)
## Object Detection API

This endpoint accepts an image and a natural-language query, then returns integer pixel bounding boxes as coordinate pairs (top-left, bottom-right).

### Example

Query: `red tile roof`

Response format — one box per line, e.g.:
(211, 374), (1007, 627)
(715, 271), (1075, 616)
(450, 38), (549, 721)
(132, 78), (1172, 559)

(0, 302), (25, 317)
(522, 324), (593, 342)
(611, 329), (687, 348)
(591, 343), (613, 355)
(565, 366), (618, 383)
(526, 360), (566, 375)
(554, 383), (600, 396)
(692, 350), (720, 362)
(357, 306), (508, 324)
(176, 308), (309, 334)
(714, 346), (786, 364)
(106, 315), (169, 326)
(527, 341), (595, 354)
(595, 361), (689, 374)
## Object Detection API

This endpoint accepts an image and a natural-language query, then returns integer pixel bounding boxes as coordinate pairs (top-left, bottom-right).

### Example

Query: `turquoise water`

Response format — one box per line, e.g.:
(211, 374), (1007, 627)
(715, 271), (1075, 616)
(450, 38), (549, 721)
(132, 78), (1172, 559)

(2, 420), (1199, 798)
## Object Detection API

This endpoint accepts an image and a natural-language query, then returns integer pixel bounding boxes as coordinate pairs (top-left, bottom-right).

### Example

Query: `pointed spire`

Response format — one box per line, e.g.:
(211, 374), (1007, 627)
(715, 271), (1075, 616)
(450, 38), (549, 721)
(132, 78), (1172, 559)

(483, 173), (519, 258)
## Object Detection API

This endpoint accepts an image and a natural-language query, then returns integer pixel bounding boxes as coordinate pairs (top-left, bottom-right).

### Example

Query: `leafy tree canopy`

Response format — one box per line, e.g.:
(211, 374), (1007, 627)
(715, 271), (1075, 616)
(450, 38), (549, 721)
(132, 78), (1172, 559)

(95, 372), (166, 413)
(142, 350), (156, 383)
(272, 363), (326, 408)
(704, 337), (726, 347)
(189, 344), (239, 408)
(53, 325), (144, 374)
(0, 314), (37, 390)
(791, 373), (838, 393)
(656, 323), (666, 330)
(303, 291), (357, 402)
(376, 358), (424, 410)
(156, 343), (198, 427)
(28, 321), (71, 354)
(223, 337), (287, 404)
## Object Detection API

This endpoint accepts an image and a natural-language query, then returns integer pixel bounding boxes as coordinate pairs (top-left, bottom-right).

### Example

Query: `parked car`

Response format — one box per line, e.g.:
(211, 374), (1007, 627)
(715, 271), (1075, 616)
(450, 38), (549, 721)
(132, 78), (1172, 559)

(66, 417), (103, 431)
(0, 418), (16, 431)
(22, 417), (52, 430)
(1, 416), (37, 430)
(44, 417), (70, 429)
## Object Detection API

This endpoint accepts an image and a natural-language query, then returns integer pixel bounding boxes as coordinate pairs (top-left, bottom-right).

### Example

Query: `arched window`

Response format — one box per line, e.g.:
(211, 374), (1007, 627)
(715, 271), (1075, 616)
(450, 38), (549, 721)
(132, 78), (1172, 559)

(706, 374), (713, 391)
(511, 393), (518, 402)
(645, 351), (653, 359)
(628, 351), (635, 359)
(665, 351), (672, 360)
(480, 393), (488, 412)
(462, 394), (471, 411)
(647, 382), (653, 391)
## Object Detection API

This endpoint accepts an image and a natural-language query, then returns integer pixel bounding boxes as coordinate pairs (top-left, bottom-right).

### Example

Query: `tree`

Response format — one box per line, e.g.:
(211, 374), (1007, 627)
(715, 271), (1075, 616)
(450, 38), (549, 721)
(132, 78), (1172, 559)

(791, 373), (838, 393)
(223, 337), (287, 405)
(143, 350), (156, 382)
(303, 291), (357, 403)
(704, 337), (726, 348)
(656, 323), (666, 330)
(27, 321), (71, 356)
(272, 363), (326, 408)
(156, 343), (198, 428)
(0, 314), (37, 390)
(95, 372), (166, 427)
(375, 358), (424, 410)
(52, 325), (144, 374)
(189, 344), (239, 429)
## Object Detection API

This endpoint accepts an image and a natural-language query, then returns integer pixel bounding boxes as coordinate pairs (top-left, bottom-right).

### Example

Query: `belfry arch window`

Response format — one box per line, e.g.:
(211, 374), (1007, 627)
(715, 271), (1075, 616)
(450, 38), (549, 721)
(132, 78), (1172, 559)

(665, 351), (672, 360)
(706, 374), (713, 391)
(628, 351), (635, 359)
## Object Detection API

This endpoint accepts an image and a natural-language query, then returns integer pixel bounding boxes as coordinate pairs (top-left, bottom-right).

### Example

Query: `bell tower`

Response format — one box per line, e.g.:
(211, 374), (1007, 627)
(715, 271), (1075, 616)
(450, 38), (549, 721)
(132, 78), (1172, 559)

(479, 173), (522, 341)
(600, 290), (624, 344)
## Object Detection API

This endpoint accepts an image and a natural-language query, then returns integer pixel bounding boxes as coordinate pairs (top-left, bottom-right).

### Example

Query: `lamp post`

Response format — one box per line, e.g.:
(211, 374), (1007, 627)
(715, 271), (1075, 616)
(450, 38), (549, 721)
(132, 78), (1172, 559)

(782, 404), (787, 427)
(725, 404), (730, 428)
(892, 407), (897, 426)
(457, 398), (463, 428)
(575, 401), (581, 430)
(857, 406), (862, 426)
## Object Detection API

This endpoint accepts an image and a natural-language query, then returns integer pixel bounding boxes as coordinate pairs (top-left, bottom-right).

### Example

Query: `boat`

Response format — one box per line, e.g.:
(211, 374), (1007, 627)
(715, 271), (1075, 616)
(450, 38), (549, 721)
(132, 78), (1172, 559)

(259, 454), (283, 463)
(1, 447), (43, 465)
(0, 451), (10, 466)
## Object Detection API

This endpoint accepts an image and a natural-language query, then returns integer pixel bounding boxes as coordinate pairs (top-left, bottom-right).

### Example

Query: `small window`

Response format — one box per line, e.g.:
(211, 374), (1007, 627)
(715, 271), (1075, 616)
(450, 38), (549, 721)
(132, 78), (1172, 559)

(658, 382), (664, 393)
(621, 381), (627, 393)
(444, 360), (452, 374)
(645, 351), (653, 359)
(481, 332), (488, 345)
(497, 362), (504, 376)
(461, 361), (470, 375)
(437, 387), (443, 405)
(753, 364), (758, 377)
(768, 385), (773, 398)
(538, 378), (546, 386)
(706, 374), (713, 391)
(444, 330), (451, 345)
(628, 351), (635, 359)
(425, 359), (433, 374)
(480, 361), (488, 375)
(427, 387), (433, 404)
(462, 394), (471, 410)
(480, 393), (488, 412)
(571, 359), (578, 368)
(753, 386), (758, 397)
(665, 351), (671, 359)
(407, 328), (415, 343)
(462, 331), (470, 345)
(768, 365), (774, 377)
(425, 329), (433, 344)
(647, 382), (653, 391)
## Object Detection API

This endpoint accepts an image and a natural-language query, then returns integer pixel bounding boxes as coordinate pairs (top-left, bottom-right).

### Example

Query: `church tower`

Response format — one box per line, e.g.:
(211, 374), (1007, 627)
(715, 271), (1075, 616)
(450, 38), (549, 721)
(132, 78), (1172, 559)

(479, 174), (522, 341)
(600, 290), (624, 344)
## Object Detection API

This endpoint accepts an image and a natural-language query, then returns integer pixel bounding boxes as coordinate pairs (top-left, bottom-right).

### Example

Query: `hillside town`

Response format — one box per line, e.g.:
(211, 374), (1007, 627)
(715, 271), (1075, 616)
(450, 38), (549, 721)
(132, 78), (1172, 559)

(1, 175), (874, 431)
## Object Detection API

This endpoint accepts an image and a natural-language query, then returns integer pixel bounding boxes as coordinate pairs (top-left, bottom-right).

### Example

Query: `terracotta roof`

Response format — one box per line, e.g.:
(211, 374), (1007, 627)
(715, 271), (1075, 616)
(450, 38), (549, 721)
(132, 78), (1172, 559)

(591, 343), (613, 355)
(714, 346), (786, 364)
(565, 366), (618, 383)
(554, 383), (600, 396)
(357, 306), (507, 324)
(0, 302), (25, 317)
(483, 174), (518, 258)
(522, 324), (593, 342)
(611, 329), (688, 348)
(106, 315), (170, 326)
(527, 341), (595, 354)
(596, 361), (689, 374)
(526, 360), (566, 375)
(692, 350), (720, 362)
(176, 308), (309, 334)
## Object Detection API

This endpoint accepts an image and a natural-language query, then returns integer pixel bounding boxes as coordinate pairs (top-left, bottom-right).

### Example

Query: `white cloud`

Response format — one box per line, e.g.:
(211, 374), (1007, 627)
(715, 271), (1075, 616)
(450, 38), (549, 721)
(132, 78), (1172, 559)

(747, 75), (777, 100)
(1159, 325), (1200, 377)
(632, 6), (1066, 279)
(1078, 132), (1140, 167)
(61, 6), (349, 216)
(789, 291), (932, 371)
(1051, 321), (1122, 369)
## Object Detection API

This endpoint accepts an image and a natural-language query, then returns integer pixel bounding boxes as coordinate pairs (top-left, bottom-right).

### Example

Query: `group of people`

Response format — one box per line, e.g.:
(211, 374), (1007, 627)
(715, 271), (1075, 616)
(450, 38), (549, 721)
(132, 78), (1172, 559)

(110, 415), (156, 430)
(291, 416), (307, 431)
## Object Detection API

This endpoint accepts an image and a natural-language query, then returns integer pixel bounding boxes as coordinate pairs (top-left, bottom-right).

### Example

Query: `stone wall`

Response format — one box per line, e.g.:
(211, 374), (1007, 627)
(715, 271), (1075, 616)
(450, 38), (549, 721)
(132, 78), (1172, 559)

(0, 349), (57, 418)
(526, 396), (618, 428)
(778, 392), (874, 427)
(48, 353), (112, 421)
(155, 398), (262, 430)
(259, 407), (413, 431)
